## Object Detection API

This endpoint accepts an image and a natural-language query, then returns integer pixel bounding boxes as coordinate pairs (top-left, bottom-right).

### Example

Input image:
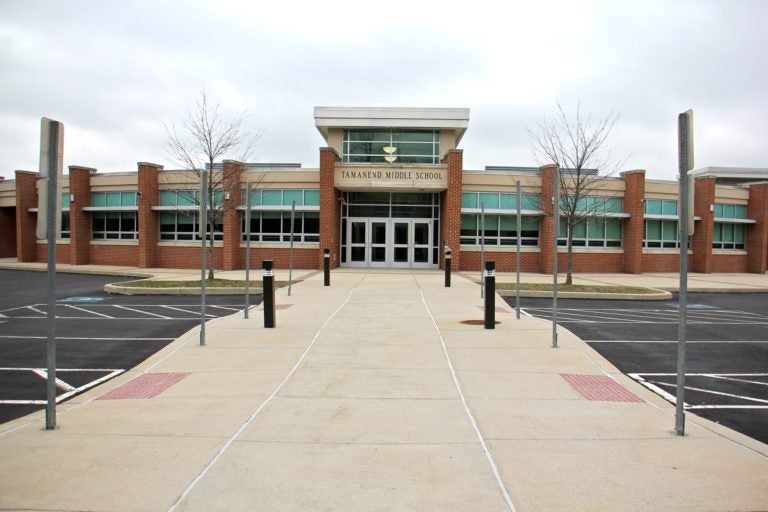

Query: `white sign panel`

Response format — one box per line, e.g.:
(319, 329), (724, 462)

(335, 165), (447, 191)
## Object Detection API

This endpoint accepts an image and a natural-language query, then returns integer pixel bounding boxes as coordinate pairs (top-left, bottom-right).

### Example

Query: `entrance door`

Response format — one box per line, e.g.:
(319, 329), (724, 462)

(345, 218), (435, 268)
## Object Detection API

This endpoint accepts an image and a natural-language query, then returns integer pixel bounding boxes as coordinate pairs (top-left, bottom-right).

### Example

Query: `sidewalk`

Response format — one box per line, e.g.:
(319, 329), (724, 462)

(0, 269), (767, 511)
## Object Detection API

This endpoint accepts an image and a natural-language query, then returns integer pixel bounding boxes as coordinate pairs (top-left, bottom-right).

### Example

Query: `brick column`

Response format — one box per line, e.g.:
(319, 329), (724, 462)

(441, 150), (463, 270)
(68, 166), (94, 265)
(222, 160), (243, 270)
(138, 162), (162, 268)
(621, 170), (646, 274)
(691, 176), (716, 273)
(746, 182), (768, 274)
(539, 164), (557, 274)
(318, 147), (340, 269)
(15, 170), (38, 262)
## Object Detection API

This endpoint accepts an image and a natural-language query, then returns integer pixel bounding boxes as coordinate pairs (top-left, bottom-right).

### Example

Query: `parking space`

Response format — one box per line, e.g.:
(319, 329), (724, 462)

(507, 293), (768, 444)
(0, 270), (261, 425)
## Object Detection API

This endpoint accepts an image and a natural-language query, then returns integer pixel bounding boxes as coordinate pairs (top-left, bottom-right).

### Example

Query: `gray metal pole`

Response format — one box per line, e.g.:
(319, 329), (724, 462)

(244, 181), (251, 319)
(480, 204), (485, 299)
(552, 166), (560, 349)
(516, 180), (521, 320)
(676, 112), (692, 436)
(288, 200), (295, 296)
(199, 169), (208, 346)
(44, 120), (62, 430)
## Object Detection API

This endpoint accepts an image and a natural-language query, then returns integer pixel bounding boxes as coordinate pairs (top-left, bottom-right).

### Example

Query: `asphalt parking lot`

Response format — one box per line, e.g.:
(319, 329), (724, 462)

(0, 270), (261, 425)
(507, 293), (768, 444)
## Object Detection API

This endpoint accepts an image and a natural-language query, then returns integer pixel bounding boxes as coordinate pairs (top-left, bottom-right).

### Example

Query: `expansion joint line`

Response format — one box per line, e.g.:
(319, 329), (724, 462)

(416, 279), (517, 512)
(166, 276), (364, 512)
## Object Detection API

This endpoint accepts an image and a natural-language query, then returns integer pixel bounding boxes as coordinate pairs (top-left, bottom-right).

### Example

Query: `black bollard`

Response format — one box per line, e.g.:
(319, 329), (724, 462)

(444, 245), (452, 288)
(484, 260), (495, 329)
(262, 259), (275, 328)
(323, 248), (330, 286)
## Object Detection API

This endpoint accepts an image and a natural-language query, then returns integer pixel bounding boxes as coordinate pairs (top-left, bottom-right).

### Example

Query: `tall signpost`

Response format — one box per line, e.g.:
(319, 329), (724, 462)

(199, 169), (208, 346)
(38, 118), (64, 430)
(552, 166), (560, 349)
(676, 109), (694, 436)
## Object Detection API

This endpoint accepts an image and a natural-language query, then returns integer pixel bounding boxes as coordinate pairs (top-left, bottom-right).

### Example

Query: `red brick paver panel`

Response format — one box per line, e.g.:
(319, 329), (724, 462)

(98, 373), (189, 400)
(561, 373), (643, 403)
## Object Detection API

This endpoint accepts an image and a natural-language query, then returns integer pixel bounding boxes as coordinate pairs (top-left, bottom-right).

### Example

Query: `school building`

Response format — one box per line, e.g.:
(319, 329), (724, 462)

(0, 107), (767, 274)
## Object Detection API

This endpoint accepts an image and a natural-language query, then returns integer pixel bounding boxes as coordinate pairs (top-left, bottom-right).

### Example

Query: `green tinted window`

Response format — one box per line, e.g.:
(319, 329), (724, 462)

(262, 190), (281, 206)
(160, 191), (176, 206)
(461, 214), (476, 230)
(644, 200), (662, 215)
(606, 219), (621, 239)
(61, 193), (70, 208)
(461, 193), (478, 209)
(500, 194), (516, 210)
(121, 192), (137, 206)
(479, 193), (499, 209)
(661, 200), (677, 215)
(106, 192), (121, 207)
(304, 190), (320, 206)
(522, 194), (540, 210)
(283, 190), (303, 206)
(605, 198), (623, 213)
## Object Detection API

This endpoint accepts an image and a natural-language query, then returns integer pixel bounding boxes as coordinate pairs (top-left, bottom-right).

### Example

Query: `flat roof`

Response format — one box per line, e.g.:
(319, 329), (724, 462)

(691, 166), (768, 185)
(314, 106), (470, 145)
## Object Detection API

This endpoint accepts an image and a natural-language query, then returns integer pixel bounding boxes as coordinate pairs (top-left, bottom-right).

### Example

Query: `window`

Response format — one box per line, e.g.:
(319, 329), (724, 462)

(60, 192), (70, 238)
(644, 219), (679, 248)
(644, 199), (677, 216)
(461, 192), (540, 211)
(460, 214), (539, 246)
(160, 212), (222, 241)
(92, 212), (138, 240)
(559, 218), (622, 248)
(713, 203), (748, 250)
(242, 212), (320, 243)
(342, 129), (440, 164)
(91, 191), (138, 207)
(242, 188), (320, 207)
(160, 190), (224, 208)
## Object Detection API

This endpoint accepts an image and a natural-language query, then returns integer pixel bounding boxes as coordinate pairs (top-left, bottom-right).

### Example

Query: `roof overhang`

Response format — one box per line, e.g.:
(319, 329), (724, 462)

(314, 106), (470, 145)
(690, 166), (768, 186)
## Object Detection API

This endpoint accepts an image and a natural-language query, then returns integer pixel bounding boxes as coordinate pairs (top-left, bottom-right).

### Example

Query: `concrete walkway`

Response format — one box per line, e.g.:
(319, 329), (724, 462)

(0, 269), (767, 511)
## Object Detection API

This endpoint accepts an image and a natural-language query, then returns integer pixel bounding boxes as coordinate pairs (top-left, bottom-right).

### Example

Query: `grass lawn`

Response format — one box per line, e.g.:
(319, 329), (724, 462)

(495, 282), (657, 294)
(118, 279), (290, 289)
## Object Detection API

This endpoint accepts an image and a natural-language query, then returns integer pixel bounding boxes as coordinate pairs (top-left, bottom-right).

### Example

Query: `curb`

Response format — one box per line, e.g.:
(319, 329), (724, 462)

(104, 283), (264, 296)
(496, 288), (673, 301)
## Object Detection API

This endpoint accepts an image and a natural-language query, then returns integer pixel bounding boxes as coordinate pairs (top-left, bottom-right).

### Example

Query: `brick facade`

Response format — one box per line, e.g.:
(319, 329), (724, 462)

(691, 176), (716, 273)
(68, 166), (93, 265)
(538, 165), (556, 274)
(746, 183), (768, 274)
(441, 150), (463, 270)
(137, 162), (161, 268)
(14, 171), (38, 262)
(622, 170), (645, 274)
(222, 160), (244, 270)
(318, 147), (340, 270)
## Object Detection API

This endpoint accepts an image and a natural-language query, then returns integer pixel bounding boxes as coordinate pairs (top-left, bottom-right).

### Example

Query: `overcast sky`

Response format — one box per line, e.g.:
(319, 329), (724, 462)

(1, 0), (765, 181)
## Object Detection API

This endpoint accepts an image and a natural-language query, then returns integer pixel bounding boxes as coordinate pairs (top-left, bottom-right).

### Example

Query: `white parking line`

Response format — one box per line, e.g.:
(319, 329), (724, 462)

(0, 368), (125, 405)
(161, 305), (215, 317)
(114, 305), (172, 319)
(628, 373), (768, 410)
(0, 335), (175, 341)
(63, 304), (114, 319)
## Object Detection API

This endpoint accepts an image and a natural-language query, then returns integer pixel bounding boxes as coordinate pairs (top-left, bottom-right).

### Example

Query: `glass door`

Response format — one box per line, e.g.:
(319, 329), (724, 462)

(370, 221), (387, 268)
(391, 221), (411, 268)
(411, 220), (432, 268)
(348, 219), (367, 267)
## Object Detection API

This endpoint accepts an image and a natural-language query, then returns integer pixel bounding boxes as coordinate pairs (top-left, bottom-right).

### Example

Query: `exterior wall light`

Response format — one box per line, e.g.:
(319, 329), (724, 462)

(382, 145), (397, 163)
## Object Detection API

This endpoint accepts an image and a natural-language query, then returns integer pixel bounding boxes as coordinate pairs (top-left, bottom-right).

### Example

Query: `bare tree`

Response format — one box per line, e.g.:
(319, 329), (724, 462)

(164, 91), (261, 279)
(528, 102), (625, 285)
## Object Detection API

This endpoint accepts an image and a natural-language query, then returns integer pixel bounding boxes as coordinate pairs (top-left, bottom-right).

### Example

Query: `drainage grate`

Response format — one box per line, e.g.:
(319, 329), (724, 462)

(561, 374), (643, 403)
(98, 373), (189, 400)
